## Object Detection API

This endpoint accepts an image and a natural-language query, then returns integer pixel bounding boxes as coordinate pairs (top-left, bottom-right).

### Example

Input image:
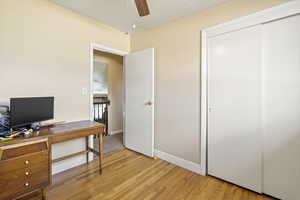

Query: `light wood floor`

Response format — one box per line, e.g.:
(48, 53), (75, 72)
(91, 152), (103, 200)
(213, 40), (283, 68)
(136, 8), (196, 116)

(20, 149), (273, 200)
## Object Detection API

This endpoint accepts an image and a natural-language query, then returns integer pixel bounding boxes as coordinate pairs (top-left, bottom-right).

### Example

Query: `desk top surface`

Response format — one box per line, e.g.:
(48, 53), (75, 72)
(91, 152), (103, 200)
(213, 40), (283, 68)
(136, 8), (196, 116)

(0, 120), (105, 147)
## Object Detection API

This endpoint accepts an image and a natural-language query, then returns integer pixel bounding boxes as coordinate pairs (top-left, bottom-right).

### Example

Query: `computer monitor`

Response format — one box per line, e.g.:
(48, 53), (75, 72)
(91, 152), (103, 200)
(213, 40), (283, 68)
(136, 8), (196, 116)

(10, 97), (54, 128)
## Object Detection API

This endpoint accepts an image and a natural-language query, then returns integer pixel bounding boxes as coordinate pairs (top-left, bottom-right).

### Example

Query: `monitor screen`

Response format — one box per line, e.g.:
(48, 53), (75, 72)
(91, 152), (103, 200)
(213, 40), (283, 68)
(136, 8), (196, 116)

(10, 97), (54, 128)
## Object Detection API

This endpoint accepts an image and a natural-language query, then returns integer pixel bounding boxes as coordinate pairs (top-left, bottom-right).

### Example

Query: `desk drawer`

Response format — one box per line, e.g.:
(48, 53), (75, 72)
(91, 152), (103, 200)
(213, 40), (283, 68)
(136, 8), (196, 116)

(0, 151), (49, 200)
(0, 150), (49, 173)
(0, 167), (49, 200)
(0, 139), (48, 160)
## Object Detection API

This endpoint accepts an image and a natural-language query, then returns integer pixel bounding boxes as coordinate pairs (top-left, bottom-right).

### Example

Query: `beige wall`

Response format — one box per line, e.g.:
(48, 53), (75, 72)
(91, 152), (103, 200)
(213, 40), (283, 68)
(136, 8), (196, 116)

(131, 0), (288, 164)
(94, 51), (123, 135)
(0, 0), (129, 173)
(0, 0), (129, 121)
(0, 0), (129, 120)
(0, 0), (289, 171)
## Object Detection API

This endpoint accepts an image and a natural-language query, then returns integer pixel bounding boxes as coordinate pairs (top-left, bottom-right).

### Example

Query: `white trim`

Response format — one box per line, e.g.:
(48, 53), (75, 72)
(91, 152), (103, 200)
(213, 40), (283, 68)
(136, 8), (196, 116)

(155, 149), (203, 175)
(200, 30), (208, 176)
(91, 43), (128, 56)
(200, 1), (300, 177)
(151, 48), (155, 158)
(122, 56), (126, 147)
(110, 129), (123, 135)
(205, 1), (300, 38)
(89, 43), (129, 122)
(89, 43), (129, 161)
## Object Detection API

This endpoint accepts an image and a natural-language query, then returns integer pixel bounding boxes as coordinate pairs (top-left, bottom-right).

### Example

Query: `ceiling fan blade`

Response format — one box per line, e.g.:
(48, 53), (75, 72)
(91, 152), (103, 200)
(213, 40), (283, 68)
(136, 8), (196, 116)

(135, 0), (150, 17)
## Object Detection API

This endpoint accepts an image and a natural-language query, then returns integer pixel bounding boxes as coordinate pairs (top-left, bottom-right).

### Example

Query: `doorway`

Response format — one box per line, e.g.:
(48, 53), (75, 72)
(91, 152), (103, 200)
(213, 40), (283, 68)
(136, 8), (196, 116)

(89, 43), (155, 159)
(92, 49), (125, 155)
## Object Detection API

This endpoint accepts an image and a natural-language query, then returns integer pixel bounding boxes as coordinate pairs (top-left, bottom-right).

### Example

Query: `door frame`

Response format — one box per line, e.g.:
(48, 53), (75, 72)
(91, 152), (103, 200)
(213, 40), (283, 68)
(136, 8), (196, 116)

(89, 43), (128, 160)
(200, 1), (300, 176)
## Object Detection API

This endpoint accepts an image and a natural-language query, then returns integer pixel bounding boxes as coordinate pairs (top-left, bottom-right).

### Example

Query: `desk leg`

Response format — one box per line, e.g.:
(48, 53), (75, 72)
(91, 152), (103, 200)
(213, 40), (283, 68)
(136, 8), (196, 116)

(42, 188), (46, 200)
(85, 136), (89, 164)
(48, 139), (52, 185)
(98, 133), (103, 175)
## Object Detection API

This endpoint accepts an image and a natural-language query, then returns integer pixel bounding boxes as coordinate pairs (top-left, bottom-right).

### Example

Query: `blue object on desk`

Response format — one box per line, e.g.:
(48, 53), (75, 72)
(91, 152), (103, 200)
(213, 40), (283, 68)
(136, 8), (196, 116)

(0, 130), (10, 137)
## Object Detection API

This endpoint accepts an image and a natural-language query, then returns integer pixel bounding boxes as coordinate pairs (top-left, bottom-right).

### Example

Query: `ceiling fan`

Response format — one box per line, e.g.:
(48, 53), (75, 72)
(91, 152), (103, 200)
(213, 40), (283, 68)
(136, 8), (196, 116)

(134, 0), (150, 17)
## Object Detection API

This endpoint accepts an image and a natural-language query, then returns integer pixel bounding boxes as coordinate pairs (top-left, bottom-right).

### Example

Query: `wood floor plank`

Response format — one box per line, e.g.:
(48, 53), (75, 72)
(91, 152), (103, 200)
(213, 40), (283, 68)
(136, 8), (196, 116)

(19, 149), (274, 200)
(99, 161), (175, 200)
(132, 167), (194, 200)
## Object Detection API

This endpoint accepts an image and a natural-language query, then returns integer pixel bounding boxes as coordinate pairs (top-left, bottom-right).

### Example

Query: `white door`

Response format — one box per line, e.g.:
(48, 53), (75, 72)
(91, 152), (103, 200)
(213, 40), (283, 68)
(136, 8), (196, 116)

(262, 14), (300, 200)
(208, 26), (262, 193)
(124, 48), (154, 157)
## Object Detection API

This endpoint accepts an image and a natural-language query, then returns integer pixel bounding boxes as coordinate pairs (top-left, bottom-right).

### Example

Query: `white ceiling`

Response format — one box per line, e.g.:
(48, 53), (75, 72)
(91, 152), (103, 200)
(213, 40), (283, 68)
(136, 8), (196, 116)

(48, 0), (228, 33)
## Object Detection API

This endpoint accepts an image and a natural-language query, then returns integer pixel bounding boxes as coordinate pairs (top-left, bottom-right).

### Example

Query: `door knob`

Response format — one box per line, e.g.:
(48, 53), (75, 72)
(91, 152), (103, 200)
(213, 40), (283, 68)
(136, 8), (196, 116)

(145, 101), (153, 106)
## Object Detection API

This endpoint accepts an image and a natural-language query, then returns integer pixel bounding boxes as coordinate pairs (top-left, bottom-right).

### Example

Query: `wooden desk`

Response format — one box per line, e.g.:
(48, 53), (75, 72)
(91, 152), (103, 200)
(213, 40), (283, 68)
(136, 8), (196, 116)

(0, 120), (105, 200)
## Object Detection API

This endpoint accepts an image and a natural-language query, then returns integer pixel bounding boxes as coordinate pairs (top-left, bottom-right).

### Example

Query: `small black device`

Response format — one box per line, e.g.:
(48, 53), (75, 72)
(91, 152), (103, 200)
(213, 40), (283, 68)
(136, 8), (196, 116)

(10, 97), (54, 128)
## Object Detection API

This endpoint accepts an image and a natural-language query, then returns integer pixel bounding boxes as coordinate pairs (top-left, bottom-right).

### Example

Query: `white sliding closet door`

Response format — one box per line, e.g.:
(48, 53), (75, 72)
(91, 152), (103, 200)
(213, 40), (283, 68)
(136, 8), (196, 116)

(208, 25), (262, 193)
(262, 14), (300, 200)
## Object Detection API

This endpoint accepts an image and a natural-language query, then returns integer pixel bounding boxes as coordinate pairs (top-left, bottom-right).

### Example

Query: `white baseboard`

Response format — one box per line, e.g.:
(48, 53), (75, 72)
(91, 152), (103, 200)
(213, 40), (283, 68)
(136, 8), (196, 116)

(154, 149), (204, 175)
(110, 129), (123, 135)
